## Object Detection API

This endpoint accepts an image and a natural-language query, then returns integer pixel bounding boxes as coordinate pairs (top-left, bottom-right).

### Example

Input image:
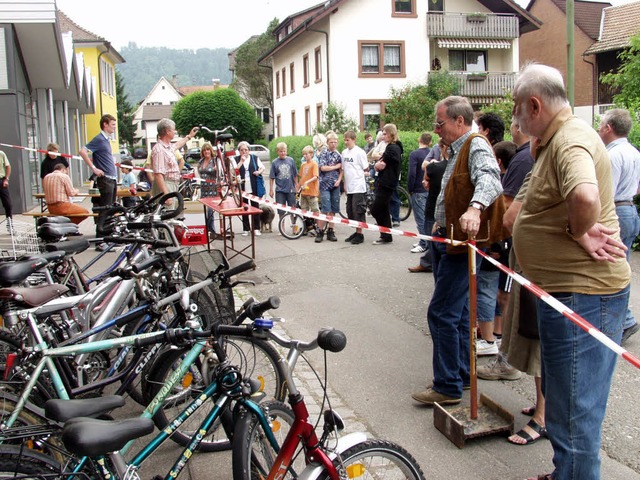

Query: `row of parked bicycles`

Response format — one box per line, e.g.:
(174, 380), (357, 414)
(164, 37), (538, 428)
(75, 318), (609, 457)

(0, 191), (425, 479)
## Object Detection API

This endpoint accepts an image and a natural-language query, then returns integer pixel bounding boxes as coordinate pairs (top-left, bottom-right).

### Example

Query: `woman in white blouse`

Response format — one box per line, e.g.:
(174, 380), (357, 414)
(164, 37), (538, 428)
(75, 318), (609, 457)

(236, 141), (265, 236)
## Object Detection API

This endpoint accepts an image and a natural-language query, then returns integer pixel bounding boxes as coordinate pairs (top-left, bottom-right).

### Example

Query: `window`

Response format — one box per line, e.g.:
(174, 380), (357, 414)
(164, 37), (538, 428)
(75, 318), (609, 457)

(303, 54), (310, 87)
(289, 63), (295, 93)
(282, 68), (286, 96)
(359, 41), (405, 77)
(450, 50), (486, 72)
(428, 0), (444, 12)
(360, 101), (388, 132)
(316, 103), (323, 124)
(261, 107), (270, 123)
(305, 106), (311, 135)
(276, 114), (281, 138)
(314, 47), (322, 82)
(392, 0), (417, 17)
(291, 111), (296, 136)
(99, 59), (115, 96)
(275, 71), (280, 98)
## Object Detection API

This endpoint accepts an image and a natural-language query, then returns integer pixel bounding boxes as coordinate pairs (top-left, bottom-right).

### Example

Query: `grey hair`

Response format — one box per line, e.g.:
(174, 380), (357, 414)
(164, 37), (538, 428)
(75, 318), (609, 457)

(602, 108), (633, 137)
(313, 133), (327, 149)
(237, 141), (250, 150)
(157, 118), (176, 137)
(513, 63), (569, 110)
(435, 96), (474, 126)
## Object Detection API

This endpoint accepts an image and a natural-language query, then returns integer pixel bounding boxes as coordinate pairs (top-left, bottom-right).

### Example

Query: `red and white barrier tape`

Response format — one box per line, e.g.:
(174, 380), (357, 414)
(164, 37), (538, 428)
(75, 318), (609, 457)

(0, 142), (83, 161)
(243, 192), (640, 370)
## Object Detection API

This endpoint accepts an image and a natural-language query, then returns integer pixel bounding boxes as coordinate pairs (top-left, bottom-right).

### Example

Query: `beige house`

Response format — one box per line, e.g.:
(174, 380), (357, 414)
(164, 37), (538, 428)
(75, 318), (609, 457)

(259, 0), (539, 136)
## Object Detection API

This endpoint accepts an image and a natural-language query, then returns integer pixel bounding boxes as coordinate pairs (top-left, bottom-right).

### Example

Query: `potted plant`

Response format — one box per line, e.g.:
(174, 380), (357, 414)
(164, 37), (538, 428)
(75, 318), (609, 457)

(466, 12), (487, 23)
(467, 72), (488, 81)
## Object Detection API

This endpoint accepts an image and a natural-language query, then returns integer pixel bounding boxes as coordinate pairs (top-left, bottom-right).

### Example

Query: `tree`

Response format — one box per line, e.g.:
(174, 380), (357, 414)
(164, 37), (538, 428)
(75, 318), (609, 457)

(315, 102), (359, 134)
(480, 92), (514, 132)
(115, 70), (138, 149)
(384, 71), (459, 131)
(171, 89), (263, 143)
(230, 19), (278, 113)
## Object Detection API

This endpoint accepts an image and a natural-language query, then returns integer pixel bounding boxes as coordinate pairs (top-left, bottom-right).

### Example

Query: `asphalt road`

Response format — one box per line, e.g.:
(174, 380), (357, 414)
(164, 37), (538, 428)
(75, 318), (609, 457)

(11, 204), (640, 480)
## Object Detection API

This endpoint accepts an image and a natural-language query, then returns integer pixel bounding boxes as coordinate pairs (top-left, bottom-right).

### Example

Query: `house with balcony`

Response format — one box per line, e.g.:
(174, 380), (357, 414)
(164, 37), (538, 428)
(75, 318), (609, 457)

(259, 0), (539, 136)
(519, 0), (611, 124)
(0, 1), (118, 214)
(582, 1), (640, 118)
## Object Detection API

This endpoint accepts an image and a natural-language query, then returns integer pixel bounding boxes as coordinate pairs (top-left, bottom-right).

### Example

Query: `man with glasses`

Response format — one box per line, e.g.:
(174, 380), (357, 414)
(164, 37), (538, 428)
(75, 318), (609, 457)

(411, 96), (503, 406)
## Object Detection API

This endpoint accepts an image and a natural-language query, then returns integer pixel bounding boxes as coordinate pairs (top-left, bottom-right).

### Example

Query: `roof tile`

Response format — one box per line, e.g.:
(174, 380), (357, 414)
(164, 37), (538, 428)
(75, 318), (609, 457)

(584, 1), (640, 54)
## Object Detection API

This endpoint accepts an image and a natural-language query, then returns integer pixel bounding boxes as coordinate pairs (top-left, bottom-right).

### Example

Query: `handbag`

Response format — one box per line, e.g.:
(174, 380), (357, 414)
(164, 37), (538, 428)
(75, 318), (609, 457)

(252, 156), (266, 197)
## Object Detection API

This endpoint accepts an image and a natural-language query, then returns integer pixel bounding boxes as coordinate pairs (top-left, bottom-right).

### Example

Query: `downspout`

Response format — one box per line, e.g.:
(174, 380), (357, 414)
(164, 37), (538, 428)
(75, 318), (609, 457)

(582, 54), (596, 125)
(96, 49), (107, 116)
(305, 22), (330, 104)
(48, 89), (56, 142)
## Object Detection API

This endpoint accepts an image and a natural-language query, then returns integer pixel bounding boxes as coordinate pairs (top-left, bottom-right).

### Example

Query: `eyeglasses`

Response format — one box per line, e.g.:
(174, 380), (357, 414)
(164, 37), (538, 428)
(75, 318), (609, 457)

(433, 119), (450, 129)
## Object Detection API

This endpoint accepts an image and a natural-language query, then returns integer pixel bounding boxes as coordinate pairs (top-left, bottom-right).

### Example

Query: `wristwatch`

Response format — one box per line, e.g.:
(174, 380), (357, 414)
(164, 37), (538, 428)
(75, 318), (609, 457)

(469, 202), (485, 212)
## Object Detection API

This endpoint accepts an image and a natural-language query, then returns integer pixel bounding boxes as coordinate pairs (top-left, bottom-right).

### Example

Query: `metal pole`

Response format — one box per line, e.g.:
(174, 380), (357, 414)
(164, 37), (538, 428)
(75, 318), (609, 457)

(567, 0), (575, 110)
(468, 237), (478, 419)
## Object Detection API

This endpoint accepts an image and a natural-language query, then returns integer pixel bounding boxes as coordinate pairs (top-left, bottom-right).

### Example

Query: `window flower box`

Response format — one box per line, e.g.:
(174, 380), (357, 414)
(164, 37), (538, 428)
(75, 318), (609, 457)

(466, 13), (487, 23)
(467, 73), (488, 81)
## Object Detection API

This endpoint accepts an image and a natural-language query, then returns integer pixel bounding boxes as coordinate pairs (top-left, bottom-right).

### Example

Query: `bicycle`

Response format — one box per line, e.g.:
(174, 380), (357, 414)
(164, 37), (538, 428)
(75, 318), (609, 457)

(198, 124), (243, 208)
(278, 188), (327, 240)
(222, 320), (426, 479)
(361, 175), (412, 222)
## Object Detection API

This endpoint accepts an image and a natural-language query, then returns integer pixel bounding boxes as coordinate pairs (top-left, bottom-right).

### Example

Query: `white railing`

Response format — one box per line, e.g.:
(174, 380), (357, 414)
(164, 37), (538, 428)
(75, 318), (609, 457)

(427, 12), (519, 39)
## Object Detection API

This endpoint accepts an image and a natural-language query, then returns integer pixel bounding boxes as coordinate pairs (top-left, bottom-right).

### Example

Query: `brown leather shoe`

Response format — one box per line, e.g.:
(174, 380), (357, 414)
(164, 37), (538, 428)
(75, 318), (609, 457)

(408, 264), (432, 273)
(411, 388), (461, 406)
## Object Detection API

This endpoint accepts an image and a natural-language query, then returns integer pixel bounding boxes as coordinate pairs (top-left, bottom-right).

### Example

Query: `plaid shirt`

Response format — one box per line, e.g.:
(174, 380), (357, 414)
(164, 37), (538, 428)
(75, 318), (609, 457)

(43, 170), (78, 204)
(434, 130), (503, 227)
(151, 141), (180, 182)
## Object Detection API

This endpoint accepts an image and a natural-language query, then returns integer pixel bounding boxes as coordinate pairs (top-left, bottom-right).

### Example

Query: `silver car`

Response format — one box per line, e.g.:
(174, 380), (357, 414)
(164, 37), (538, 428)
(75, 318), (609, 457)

(249, 144), (271, 164)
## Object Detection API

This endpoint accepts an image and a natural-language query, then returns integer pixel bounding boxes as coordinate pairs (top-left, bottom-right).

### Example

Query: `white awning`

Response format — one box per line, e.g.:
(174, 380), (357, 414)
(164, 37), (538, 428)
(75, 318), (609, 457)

(437, 38), (511, 49)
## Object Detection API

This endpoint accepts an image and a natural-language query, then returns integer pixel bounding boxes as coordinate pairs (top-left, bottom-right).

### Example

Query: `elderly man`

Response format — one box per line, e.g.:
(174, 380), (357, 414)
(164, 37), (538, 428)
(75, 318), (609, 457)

(151, 118), (199, 198)
(511, 64), (629, 480)
(598, 108), (640, 344)
(411, 96), (503, 406)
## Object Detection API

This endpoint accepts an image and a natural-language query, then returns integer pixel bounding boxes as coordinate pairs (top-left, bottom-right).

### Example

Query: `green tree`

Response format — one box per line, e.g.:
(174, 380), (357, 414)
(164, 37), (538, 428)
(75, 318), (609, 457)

(601, 33), (640, 113)
(172, 89), (263, 143)
(315, 102), (359, 134)
(230, 19), (278, 114)
(115, 70), (138, 150)
(384, 71), (460, 131)
(480, 92), (514, 134)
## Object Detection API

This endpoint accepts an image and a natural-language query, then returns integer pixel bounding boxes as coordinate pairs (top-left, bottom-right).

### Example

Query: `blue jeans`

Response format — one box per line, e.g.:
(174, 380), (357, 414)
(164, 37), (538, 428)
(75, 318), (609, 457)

(537, 286), (629, 480)
(476, 269), (499, 322)
(275, 191), (296, 218)
(390, 189), (400, 223)
(427, 240), (483, 397)
(616, 205), (639, 329)
(205, 208), (216, 234)
(410, 192), (428, 248)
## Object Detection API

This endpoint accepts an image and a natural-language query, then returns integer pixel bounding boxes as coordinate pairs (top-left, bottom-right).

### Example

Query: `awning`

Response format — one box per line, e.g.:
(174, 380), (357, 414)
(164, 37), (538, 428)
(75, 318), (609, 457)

(437, 38), (511, 49)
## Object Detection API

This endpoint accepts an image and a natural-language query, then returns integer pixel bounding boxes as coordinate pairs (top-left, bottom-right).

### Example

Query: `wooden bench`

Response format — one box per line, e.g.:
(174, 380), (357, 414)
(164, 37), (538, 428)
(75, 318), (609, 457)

(22, 212), (98, 227)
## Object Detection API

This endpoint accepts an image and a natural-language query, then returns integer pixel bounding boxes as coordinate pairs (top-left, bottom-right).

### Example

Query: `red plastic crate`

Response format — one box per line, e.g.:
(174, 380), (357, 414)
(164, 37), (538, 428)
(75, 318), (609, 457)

(175, 225), (208, 246)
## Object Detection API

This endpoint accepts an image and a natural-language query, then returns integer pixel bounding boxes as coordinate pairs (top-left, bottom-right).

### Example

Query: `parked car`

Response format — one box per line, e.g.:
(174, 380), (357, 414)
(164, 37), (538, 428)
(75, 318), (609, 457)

(249, 144), (271, 164)
(133, 148), (148, 159)
(185, 148), (201, 162)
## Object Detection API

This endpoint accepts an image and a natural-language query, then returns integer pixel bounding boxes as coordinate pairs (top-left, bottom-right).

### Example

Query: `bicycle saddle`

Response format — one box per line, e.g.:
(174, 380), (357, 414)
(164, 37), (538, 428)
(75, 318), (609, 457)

(44, 237), (90, 255)
(37, 223), (80, 242)
(62, 417), (154, 457)
(22, 250), (66, 263)
(217, 133), (233, 142)
(0, 257), (51, 287)
(37, 216), (75, 226)
(0, 283), (70, 306)
(45, 396), (126, 423)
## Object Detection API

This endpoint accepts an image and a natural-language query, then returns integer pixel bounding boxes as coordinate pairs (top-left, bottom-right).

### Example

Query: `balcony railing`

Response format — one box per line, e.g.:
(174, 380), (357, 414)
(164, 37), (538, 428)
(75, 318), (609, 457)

(431, 72), (516, 99)
(427, 12), (519, 39)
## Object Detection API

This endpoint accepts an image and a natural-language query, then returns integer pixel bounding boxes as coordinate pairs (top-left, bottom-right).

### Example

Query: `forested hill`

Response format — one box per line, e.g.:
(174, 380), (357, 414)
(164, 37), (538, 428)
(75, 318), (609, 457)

(116, 42), (233, 104)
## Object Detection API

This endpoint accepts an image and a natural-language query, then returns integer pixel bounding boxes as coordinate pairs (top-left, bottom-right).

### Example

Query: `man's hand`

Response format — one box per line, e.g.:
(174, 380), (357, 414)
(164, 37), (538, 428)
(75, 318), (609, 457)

(572, 223), (627, 262)
(459, 207), (482, 237)
(93, 166), (104, 177)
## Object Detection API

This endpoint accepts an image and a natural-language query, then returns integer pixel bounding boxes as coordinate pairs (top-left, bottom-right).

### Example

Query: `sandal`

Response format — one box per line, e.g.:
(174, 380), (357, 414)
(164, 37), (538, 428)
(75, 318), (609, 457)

(508, 419), (547, 446)
(521, 406), (535, 416)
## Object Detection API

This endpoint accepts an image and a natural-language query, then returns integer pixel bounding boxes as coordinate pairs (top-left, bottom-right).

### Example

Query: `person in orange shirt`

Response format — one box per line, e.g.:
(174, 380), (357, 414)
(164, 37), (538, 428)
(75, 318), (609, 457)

(43, 164), (90, 224)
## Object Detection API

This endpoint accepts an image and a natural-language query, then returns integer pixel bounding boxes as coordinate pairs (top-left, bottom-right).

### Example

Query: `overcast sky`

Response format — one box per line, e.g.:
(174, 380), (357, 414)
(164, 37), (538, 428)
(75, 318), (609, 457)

(54, 0), (633, 51)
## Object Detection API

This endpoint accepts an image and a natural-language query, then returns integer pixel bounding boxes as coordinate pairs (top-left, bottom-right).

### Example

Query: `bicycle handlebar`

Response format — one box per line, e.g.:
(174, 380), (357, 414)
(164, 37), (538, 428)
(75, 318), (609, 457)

(198, 125), (238, 137)
(234, 296), (280, 325)
(133, 327), (209, 348)
(101, 236), (173, 249)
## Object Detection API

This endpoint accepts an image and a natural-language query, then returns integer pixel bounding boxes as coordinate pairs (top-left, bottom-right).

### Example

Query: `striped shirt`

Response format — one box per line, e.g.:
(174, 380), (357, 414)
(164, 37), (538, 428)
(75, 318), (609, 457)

(43, 170), (78, 204)
(435, 130), (503, 227)
(151, 141), (180, 182)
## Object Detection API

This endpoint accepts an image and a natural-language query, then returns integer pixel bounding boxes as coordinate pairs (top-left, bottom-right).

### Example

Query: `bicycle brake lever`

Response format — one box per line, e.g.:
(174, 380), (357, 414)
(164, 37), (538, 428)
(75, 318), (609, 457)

(229, 280), (256, 288)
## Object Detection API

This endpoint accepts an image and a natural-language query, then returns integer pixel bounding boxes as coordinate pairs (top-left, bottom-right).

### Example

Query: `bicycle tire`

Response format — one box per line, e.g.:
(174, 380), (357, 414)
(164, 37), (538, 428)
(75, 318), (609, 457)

(143, 337), (286, 452)
(278, 213), (304, 239)
(0, 445), (62, 479)
(231, 400), (297, 480)
(397, 185), (412, 222)
(318, 439), (425, 480)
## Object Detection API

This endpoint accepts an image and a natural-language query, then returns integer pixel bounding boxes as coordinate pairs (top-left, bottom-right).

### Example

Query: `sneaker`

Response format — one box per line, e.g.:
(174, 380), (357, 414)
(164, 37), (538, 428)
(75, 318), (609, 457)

(344, 232), (357, 243)
(372, 238), (392, 245)
(350, 233), (364, 245)
(411, 388), (461, 406)
(326, 229), (337, 242)
(622, 323), (640, 345)
(476, 339), (499, 356)
(412, 242), (420, 248)
(254, 229), (261, 236)
(495, 336), (502, 349)
(477, 355), (522, 381)
(392, 222), (401, 228)
(242, 231), (249, 236)
(315, 231), (324, 243)
(410, 245), (427, 253)
(95, 242), (110, 252)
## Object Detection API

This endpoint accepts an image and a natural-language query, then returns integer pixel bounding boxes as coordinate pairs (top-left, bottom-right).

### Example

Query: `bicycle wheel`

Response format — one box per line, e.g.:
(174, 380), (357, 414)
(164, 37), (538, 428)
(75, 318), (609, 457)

(278, 213), (304, 239)
(0, 445), (62, 479)
(144, 337), (286, 452)
(318, 439), (425, 480)
(397, 186), (412, 222)
(231, 400), (298, 480)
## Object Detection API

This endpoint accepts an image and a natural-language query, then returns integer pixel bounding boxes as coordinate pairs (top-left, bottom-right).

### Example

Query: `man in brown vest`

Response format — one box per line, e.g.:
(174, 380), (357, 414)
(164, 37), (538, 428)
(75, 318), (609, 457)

(411, 96), (503, 406)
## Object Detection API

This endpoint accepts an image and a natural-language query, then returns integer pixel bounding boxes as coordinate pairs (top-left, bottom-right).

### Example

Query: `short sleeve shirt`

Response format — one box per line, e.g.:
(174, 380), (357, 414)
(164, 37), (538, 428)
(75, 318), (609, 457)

(269, 157), (297, 193)
(299, 161), (319, 197)
(85, 132), (116, 177)
(151, 141), (180, 183)
(318, 149), (342, 191)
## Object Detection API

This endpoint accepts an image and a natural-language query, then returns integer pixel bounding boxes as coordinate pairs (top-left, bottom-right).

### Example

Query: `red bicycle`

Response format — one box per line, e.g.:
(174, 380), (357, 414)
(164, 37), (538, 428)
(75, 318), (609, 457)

(198, 124), (243, 207)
